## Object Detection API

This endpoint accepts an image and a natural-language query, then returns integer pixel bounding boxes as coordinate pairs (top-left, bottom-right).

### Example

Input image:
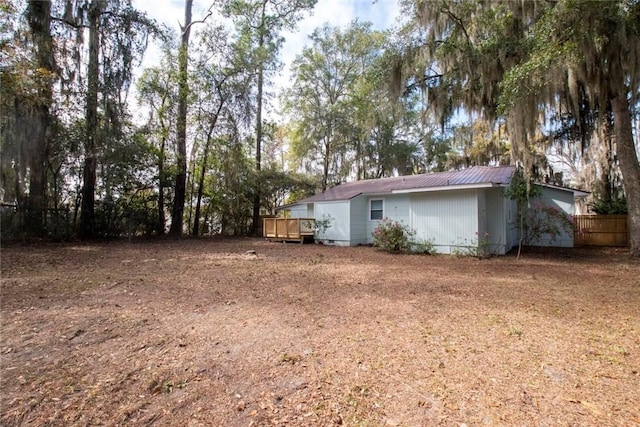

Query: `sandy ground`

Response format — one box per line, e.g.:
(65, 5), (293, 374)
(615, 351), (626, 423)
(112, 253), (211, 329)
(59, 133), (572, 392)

(1, 237), (639, 426)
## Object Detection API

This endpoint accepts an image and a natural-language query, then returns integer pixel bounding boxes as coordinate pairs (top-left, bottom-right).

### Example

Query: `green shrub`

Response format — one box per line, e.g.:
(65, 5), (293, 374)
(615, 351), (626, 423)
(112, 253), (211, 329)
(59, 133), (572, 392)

(451, 232), (491, 258)
(589, 197), (627, 215)
(411, 238), (436, 255)
(372, 218), (416, 253)
(313, 214), (334, 240)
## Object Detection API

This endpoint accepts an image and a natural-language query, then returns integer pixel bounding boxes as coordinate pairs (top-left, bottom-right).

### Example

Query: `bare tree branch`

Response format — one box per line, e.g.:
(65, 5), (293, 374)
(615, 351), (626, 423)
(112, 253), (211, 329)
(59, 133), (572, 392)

(181, 1), (215, 36)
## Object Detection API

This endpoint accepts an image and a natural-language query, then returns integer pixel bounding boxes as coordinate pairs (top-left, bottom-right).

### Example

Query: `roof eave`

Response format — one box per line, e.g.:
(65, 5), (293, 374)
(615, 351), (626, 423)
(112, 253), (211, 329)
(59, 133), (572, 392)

(277, 192), (363, 207)
(535, 182), (590, 197)
(391, 182), (498, 194)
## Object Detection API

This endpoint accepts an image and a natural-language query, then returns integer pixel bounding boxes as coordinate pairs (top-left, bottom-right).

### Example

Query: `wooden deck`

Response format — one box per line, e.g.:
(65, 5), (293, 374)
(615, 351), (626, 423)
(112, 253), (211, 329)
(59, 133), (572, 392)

(263, 218), (315, 243)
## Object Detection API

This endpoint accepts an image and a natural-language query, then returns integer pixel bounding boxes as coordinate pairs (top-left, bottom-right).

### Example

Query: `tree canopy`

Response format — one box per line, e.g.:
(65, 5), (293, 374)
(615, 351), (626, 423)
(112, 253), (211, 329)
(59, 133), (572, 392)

(1, 0), (638, 255)
(396, 0), (640, 255)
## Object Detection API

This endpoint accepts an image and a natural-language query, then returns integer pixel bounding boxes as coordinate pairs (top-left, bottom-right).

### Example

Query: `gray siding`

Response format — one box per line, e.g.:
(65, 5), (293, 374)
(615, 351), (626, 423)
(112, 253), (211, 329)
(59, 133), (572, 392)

(366, 194), (411, 243)
(485, 187), (510, 255)
(285, 182), (574, 253)
(478, 188), (487, 235)
(506, 186), (575, 249)
(505, 197), (519, 249)
(410, 190), (479, 254)
(534, 187), (575, 247)
(349, 196), (368, 245)
(287, 204), (307, 219)
(315, 201), (350, 246)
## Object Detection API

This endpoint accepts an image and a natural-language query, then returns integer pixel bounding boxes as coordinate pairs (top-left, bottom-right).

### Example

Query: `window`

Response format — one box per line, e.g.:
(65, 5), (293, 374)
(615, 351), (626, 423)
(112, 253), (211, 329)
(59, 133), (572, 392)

(370, 199), (383, 220)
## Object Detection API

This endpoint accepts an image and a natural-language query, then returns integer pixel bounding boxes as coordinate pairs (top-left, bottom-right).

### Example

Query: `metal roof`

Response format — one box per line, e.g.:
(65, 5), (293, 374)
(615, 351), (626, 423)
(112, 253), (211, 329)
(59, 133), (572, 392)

(296, 166), (517, 203)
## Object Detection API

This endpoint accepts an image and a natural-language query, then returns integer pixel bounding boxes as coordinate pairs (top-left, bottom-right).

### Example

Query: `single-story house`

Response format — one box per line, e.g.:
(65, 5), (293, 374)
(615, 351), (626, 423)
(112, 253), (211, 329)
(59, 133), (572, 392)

(281, 166), (586, 255)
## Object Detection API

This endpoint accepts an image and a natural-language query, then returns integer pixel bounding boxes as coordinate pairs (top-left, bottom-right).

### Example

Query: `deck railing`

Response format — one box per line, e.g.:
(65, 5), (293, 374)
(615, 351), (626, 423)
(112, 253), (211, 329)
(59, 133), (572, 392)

(263, 217), (315, 242)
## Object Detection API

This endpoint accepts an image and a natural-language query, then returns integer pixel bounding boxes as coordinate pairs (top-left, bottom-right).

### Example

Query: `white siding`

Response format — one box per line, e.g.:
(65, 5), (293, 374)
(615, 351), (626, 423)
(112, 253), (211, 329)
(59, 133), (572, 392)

(366, 194), (411, 243)
(287, 204), (307, 219)
(505, 197), (519, 249)
(505, 186), (575, 249)
(315, 201), (350, 246)
(485, 188), (510, 255)
(350, 196), (368, 245)
(478, 188), (487, 235)
(410, 190), (479, 254)
(533, 187), (575, 247)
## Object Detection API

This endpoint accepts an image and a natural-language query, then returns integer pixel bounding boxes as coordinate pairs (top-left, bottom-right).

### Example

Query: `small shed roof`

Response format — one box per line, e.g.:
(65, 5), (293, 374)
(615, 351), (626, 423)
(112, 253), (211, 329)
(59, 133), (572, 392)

(294, 166), (517, 204)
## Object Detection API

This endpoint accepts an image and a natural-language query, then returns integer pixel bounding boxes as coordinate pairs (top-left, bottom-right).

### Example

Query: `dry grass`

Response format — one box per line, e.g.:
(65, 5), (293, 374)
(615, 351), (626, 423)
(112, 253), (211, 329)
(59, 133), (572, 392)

(1, 238), (639, 426)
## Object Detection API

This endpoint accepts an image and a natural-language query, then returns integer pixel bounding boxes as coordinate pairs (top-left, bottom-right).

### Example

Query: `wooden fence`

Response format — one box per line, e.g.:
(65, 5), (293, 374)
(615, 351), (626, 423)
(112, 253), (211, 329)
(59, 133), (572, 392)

(574, 215), (628, 247)
(263, 217), (315, 243)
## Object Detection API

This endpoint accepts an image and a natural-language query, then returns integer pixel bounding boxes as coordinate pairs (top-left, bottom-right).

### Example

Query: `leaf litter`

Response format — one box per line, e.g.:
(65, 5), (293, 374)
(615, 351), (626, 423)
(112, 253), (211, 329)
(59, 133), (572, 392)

(1, 238), (638, 426)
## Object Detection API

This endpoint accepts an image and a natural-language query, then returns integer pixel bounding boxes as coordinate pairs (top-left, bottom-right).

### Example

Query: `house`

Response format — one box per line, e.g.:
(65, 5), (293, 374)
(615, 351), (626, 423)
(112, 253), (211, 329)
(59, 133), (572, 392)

(281, 166), (584, 255)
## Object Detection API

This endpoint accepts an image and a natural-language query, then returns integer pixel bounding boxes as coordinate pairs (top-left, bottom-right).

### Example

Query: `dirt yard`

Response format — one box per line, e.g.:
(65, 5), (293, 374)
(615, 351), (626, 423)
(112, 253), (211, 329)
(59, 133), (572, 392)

(1, 238), (638, 426)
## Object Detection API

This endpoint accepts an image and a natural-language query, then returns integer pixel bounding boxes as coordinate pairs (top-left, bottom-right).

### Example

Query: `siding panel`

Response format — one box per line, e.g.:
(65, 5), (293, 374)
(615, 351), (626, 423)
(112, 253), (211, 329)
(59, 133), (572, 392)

(350, 196), (368, 245)
(505, 198), (519, 249)
(366, 194), (411, 243)
(485, 188), (510, 255)
(533, 187), (574, 247)
(410, 190), (478, 254)
(287, 204), (307, 219)
(315, 201), (350, 245)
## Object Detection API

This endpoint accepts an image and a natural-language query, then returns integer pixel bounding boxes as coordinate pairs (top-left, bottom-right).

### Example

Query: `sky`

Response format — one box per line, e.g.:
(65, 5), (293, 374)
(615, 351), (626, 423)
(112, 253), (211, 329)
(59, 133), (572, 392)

(131, 0), (404, 119)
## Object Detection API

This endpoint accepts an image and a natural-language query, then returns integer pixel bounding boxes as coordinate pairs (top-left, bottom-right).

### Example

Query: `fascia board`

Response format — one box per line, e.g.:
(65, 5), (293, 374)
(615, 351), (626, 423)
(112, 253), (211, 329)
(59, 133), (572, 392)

(391, 183), (495, 194)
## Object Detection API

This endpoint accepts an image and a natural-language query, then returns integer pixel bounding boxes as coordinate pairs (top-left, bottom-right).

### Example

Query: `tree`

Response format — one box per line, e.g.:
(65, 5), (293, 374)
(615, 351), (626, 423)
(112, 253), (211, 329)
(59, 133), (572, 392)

(285, 22), (389, 189)
(498, 1), (640, 256)
(0, 0), (56, 236)
(25, 0), (54, 235)
(347, 37), (426, 179)
(445, 120), (511, 168)
(168, 0), (214, 237)
(47, 0), (159, 237)
(78, 0), (104, 238)
(256, 167), (316, 214)
(137, 46), (179, 235)
(208, 132), (254, 235)
(2, 0), (165, 239)
(284, 21), (424, 184)
(223, 0), (316, 235)
(168, 0), (194, 237)
(188, 23), (252, 236)
(397, 0), (640, 256)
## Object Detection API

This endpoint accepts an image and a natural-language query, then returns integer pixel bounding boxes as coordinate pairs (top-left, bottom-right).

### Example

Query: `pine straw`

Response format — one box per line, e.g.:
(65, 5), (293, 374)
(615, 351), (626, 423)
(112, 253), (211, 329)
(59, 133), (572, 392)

(1, 238), (638, 426)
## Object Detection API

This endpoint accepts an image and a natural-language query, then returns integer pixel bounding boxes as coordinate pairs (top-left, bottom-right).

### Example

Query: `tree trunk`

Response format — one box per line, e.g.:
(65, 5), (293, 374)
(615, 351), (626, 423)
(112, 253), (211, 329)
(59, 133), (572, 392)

(251, 2), (267, 237)
(169, 0), (193, 237)
(192, 135), (211, 237)
(611, 93), (640, 257)
(322, 132), (331, 191)
(26, 0), (53, 236)
(157, 134), (166, 235)
(80, 0), (103, 238)
(192, 170), (204, 236)
(251, 64), (263, 236)
(193, 110), (220, 236)
(187, 146), (197, 233)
